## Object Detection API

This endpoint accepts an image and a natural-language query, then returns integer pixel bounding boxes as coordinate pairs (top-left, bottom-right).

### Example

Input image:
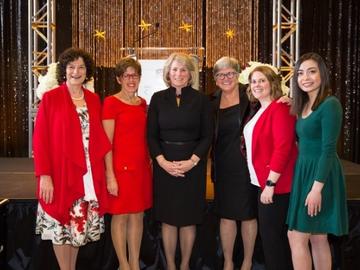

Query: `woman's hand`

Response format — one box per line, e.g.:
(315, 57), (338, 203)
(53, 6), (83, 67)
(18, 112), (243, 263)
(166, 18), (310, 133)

(173, 159), (195, 174)
(260, 186), (274, 204)
(106, 176), (118, 196)
(305, 181), (323, 217)
(39, 175), (54, 204)
(305, 189), (322, 217)
(158, 159), (185, 177)
(277, 95), (293, 106)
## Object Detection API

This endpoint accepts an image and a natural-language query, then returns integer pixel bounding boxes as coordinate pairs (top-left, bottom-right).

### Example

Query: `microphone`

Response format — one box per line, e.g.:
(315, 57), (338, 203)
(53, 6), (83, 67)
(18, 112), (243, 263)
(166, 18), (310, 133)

(133, 22), (160, 47)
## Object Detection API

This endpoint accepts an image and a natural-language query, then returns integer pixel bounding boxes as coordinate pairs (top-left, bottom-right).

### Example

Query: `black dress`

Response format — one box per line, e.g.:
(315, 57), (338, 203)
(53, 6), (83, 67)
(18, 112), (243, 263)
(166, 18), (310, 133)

(147, 86), (213, 226)
(211, 86), (257, 220)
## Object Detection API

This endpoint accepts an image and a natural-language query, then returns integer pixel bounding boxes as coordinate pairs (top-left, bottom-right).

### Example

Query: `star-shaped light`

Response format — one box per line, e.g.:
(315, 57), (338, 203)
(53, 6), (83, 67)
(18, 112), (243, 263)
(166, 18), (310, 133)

(179, 21), (193, 32)
(94, 29), (106, 40)
(225, 29), (235, 39)
(138, 20), (152, 32)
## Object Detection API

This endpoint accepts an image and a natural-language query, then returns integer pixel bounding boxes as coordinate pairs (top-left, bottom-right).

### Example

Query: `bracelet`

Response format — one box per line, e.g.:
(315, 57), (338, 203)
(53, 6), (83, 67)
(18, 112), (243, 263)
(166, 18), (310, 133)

(266, 179), (276, 187)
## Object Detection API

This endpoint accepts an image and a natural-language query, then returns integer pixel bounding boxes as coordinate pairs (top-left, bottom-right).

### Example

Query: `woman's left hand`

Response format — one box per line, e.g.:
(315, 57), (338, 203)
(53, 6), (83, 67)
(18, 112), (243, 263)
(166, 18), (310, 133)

(173, 159), (195, 174)
(260, 186), (274, 204)
(305, 189), (322, 217)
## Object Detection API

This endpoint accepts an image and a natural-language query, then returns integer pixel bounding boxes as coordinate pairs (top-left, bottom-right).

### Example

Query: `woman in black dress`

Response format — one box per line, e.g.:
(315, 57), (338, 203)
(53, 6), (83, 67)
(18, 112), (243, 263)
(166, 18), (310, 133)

(211, 57), (258, 270)
(147, 52), (212, 270)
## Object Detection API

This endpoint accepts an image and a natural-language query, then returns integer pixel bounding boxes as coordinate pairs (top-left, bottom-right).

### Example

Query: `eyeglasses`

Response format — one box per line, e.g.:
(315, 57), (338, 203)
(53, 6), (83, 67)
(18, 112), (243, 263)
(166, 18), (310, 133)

(122, 73), (140, 80)
(215, 71), (238, 80)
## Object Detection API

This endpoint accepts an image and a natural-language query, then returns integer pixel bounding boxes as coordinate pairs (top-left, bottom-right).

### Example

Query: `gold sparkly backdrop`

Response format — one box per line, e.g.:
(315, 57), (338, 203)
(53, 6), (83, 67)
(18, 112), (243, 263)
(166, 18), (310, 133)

(72, 0), (258, 68)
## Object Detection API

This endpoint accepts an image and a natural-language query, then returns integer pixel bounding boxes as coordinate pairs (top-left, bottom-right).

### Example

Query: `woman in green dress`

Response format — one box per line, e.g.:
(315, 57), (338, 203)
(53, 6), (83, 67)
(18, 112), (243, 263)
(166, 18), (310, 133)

(287, 52), (348, 270)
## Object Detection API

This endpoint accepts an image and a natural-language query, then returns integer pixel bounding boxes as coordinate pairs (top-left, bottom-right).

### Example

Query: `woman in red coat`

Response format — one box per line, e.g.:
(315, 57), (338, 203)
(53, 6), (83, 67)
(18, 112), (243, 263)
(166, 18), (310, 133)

(243, 66), (297, 270)
(33, 48), (111, 270)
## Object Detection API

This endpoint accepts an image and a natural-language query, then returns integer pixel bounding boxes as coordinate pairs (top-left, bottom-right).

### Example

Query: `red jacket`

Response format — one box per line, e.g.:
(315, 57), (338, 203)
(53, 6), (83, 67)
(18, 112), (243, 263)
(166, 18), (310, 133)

(251, 101), (297, 193)
(33, 83), (111, 224)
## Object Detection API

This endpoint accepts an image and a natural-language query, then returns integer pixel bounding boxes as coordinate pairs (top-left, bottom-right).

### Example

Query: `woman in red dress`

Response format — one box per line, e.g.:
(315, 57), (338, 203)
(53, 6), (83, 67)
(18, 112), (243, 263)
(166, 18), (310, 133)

(102, 57), (152, 270)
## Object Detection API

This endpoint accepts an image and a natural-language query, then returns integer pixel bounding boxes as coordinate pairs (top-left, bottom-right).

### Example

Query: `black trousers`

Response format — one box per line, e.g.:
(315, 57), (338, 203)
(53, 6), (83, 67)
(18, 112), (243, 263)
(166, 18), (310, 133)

(257, 191), (293, 270)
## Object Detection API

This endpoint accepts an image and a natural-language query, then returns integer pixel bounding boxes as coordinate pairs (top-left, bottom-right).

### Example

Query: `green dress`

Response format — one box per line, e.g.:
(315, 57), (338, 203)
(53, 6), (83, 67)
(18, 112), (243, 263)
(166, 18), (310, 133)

(287, 96), (348, 236)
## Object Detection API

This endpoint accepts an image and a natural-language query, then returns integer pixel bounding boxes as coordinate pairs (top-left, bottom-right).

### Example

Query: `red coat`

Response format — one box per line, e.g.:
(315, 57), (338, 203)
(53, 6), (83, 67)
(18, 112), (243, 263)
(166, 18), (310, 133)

(33, 83), (111, 224)
(251, 101), (297, 194)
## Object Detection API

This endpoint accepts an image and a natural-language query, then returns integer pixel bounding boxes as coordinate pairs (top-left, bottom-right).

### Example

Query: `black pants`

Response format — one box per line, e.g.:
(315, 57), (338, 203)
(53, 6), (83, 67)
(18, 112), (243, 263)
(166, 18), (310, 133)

(258, 191), (293, 270)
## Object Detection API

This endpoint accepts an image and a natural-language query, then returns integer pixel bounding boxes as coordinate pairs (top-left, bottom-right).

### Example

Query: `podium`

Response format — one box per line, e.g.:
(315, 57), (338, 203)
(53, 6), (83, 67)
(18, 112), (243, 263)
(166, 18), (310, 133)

(119, 47), (205, 104)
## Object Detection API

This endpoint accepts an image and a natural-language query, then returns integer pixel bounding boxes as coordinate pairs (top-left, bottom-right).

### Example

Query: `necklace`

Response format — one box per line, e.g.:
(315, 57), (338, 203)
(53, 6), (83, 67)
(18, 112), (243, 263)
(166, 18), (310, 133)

(120, 91), (137, 104)
(71, 91), (84, 101)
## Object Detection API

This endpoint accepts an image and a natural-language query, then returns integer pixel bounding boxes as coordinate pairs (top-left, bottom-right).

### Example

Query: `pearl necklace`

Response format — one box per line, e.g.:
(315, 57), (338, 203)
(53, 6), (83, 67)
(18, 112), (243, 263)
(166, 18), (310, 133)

(71, 92), (84, 101)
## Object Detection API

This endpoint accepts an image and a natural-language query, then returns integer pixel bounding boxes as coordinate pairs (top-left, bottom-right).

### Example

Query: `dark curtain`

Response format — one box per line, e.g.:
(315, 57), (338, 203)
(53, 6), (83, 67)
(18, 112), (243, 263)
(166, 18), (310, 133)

(3, 199), (360, 269)
(0, 0), (29, 157)
(3, 200), (268, 270)
(258, 0), (360, 163)
(0, 0), (71, 157)
(94, 66), (120, 100)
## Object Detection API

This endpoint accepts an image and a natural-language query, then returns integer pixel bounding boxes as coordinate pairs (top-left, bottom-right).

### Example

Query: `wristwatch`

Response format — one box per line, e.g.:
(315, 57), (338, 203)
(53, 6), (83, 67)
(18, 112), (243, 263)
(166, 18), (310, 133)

(266, 180), (276, 187)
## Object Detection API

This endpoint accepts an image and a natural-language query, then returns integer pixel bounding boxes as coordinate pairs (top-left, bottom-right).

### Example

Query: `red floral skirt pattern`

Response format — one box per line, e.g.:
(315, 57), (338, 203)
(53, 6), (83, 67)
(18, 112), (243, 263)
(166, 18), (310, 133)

(35, 198), (105, 247)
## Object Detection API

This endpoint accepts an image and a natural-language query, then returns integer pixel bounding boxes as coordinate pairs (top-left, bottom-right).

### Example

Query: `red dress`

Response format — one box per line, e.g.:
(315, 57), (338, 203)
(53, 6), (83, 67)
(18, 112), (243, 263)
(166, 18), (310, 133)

(102, 96), (152, 214)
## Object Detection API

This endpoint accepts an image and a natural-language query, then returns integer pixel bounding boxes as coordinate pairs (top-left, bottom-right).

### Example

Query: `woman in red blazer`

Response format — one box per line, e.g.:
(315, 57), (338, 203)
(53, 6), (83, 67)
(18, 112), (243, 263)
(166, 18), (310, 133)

(33, 48), (111, 270)
(243, 66), (297, 270)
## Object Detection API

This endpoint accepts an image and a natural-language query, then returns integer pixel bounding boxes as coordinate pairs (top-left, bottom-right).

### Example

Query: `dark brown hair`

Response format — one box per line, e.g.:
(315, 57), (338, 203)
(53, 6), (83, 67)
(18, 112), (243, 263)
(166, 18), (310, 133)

(56, 48), (94, 84)
(290, 52), (330, 116)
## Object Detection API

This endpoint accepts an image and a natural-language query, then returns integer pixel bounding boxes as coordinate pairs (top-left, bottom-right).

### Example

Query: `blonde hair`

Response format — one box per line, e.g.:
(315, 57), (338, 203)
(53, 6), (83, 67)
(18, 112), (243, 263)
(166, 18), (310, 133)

(163, 52), (199, 90)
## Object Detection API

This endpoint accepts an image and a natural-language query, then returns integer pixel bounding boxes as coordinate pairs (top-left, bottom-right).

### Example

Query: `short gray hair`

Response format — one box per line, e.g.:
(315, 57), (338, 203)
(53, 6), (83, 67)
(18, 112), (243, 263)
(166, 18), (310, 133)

(213, 56), (240, 78)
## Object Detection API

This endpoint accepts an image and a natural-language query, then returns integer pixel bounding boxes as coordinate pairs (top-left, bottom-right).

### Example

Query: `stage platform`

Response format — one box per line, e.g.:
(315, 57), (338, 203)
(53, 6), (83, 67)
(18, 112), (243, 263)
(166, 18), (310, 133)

(0, 158), (360, 269)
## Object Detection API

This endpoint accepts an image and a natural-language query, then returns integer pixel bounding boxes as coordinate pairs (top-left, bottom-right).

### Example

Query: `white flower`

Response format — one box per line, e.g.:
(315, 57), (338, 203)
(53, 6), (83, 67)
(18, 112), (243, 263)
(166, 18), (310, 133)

(239, 61), (289, 96)
(84, 77), (94, 92)
(36, 62), (95, 100)
(36, 63), (59, 100)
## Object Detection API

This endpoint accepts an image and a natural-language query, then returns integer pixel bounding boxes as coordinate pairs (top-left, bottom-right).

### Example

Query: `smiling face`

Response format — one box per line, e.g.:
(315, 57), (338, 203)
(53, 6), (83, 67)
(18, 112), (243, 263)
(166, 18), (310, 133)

(215, 67), (239, 93)
(297, 59), (322, 97)
(117, 67), (140, 94)
(250, 71), (272, 103)
(65, 57), (87, 87)
(168, 60), (191, 90)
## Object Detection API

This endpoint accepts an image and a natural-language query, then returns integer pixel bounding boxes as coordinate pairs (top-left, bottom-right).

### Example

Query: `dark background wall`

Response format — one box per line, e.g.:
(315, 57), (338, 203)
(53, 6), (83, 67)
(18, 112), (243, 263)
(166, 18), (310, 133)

(257, 0), (360, 163)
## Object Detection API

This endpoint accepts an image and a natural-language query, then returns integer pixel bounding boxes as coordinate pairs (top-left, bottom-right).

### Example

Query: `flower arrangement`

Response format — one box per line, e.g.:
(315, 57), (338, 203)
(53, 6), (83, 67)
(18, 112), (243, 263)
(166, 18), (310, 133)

(36, 62), (95, 100)
(238, 61), (289, 96)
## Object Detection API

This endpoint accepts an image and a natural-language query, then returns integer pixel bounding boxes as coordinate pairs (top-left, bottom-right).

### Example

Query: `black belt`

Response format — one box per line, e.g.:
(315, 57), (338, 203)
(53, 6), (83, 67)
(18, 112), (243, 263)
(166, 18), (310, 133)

(161, 140), (197, 145)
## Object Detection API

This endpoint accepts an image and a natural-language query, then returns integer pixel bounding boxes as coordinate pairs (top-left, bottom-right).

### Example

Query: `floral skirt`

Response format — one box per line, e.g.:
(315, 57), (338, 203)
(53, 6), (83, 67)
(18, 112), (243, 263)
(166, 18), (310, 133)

(35, 198), (105, 247)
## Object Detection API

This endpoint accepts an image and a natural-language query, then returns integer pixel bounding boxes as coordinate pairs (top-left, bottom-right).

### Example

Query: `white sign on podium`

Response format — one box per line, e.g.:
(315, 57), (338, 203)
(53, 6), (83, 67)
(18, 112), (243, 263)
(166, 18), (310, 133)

(138, 59), (167, 104)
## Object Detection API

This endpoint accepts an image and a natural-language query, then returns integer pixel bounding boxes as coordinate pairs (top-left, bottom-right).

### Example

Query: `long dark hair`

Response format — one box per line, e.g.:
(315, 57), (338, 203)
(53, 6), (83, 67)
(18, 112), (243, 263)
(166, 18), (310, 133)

(290, 52), (331, 116)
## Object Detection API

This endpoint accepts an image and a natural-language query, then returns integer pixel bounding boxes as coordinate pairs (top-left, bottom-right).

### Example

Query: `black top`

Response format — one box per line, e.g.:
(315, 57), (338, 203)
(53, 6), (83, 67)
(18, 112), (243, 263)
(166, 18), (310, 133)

(210, 84), (250, 181)
(215, 105), (245, 174)
(147, 86), (213, 160)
